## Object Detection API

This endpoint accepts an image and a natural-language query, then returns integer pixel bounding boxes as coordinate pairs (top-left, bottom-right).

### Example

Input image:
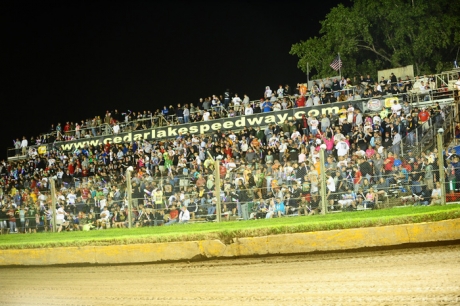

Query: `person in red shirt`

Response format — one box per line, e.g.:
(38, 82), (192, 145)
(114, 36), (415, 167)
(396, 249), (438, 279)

(296, 95), (306, 107)
(104, 140), (111, 153)
(223, 144), (232, 158)
(63, 122), (71, 136)
(418, 107), (430, 123)
(7, 205), (16, 233)
(164, 205), (179, 226)
(353, 165), (362, 192)
(384, 152), (395, 174)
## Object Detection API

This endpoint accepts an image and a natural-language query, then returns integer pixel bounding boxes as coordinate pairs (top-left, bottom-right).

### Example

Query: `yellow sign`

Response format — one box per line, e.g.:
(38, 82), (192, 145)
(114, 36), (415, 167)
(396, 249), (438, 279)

(385, 97), (399, 108)
(37, 146), (47, 155)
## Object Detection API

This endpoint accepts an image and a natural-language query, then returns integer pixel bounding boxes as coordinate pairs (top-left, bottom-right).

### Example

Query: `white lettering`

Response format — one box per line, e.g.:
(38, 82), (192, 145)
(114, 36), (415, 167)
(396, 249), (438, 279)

(200, 124), (210, 134)
(223, 121), (233, 129)
(276, 113), (289, 123)
(212, 123), (221, 130)
(189, 126), (198, 134)
(167, 127), (178, 136)
(265, 115), (276, 123)
(294, 110), (305, 119)
(123, 133), (132, 142)
(308, 109), (320, 117)
(235, 117), (245, 127)
(247, 117), (264, 126)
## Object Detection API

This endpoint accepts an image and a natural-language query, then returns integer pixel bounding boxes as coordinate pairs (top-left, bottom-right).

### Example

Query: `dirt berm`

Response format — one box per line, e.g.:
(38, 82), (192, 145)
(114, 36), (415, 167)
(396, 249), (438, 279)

(1, 219), (459, 266)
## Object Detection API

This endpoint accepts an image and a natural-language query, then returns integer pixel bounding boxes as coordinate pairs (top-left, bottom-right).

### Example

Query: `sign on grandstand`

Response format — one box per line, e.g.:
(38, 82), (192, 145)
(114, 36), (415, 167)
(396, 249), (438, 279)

(58, 103), (359, 152)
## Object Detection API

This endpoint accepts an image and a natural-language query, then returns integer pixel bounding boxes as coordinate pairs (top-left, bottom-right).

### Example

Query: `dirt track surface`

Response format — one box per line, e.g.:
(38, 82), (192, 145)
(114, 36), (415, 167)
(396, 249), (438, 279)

(1, 244), (460, 306)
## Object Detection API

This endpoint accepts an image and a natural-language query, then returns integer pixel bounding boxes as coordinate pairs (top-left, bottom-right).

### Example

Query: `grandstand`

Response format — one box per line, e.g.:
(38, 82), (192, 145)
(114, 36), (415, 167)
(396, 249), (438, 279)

(1, 68), (460, 234)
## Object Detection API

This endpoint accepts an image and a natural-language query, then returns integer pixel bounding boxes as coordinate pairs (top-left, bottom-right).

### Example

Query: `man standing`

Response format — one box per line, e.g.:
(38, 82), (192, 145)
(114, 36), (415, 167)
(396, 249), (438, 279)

(392, 130), (401, 156)
(21, 136), (28, 156)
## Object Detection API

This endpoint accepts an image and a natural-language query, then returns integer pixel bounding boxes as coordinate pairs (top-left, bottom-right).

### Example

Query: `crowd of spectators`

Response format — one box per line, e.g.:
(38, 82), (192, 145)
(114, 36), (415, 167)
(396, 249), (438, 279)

(12, 72), (441, 150)
(2, 72), (459, 234)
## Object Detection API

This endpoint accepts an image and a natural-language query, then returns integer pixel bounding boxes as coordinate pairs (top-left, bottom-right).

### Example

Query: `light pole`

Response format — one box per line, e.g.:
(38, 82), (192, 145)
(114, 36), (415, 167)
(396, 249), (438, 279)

(437, 129), (447, 204)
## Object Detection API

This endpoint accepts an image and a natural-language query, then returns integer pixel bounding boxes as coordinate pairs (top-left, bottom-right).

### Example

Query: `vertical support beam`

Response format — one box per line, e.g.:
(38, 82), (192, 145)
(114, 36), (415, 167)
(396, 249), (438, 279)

(126, 168), (133, 228)
(437, 133), (447, 205)
(319, 148), (327, 215)
(50, 178), (57, 233)
(214, 159), (222, 222)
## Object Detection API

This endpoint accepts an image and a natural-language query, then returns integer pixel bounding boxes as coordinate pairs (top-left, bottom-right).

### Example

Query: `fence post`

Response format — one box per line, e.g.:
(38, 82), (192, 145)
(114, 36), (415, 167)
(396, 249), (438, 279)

(126, 167), (133, 228)
(320, 147), (327, 215)
(437, 132), (447, 204)
(214, 159), (222, 222)
(50, 178), (57, 233)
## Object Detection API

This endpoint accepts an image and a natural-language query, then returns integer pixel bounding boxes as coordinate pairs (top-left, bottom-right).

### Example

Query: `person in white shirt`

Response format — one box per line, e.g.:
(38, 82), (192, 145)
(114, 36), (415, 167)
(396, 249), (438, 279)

(20, 136), (28, 156)
(179, 205), (190, 223)
(313, 94), (320, 106)
(232, 94), (242, 107)
(309, 117), (319, 136)
(66, 190), (77, 205)
(335, 140), (349, 157)
(391, 101), (402, 117)
(277, 85), (284, 98)
(278, 140), (287, 161)
(202, 110), (210, 121)
(347, 104), (354, 123)
(264, 86), (272, 98)
(56, 206), (68, 232)
(290, 130), (301, 140)
(244, 105), (253, 115)
(242, 94), (250, 106)
(273, 101), (281, 111)
(326, 175), (336, 208)
(228, 132), (237, 142)
(97, 207), (110, 229)
(430, 182), (442, 205)
(112, 122), (120, 134)
(240, 138), (248, 153)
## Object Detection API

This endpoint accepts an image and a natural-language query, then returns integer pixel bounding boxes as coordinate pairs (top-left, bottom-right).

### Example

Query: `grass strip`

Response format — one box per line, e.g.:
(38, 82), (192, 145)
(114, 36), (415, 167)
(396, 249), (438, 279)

(1, 205), (459, 250)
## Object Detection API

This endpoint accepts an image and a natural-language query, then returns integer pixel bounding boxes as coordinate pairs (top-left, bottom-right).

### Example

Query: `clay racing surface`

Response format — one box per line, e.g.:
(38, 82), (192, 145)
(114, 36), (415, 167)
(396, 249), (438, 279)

(1, 244), (459, 305)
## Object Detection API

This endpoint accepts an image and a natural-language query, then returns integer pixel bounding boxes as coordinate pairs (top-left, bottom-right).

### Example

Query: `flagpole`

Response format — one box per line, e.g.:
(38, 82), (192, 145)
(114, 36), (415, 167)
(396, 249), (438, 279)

(338, 53), (341, 79)
(307, 62), (310, 87)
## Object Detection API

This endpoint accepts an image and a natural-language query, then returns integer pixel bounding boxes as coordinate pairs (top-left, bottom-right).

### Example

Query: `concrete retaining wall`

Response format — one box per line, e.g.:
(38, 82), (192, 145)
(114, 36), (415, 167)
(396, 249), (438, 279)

(1, 219), (459, 266)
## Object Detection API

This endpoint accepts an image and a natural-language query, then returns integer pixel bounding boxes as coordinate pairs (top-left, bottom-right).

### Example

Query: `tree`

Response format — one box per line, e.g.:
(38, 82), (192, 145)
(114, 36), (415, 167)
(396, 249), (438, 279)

(290, 0), (460, 79)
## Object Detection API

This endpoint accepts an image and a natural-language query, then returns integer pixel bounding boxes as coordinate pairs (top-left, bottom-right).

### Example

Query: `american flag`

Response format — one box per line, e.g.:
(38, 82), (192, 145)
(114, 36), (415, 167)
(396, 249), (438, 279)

(330, 56), (342, 71)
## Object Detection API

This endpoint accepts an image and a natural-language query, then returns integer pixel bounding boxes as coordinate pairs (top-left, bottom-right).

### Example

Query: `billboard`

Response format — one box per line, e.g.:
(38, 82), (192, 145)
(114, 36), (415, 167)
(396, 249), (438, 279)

(57, 103), (347, 152)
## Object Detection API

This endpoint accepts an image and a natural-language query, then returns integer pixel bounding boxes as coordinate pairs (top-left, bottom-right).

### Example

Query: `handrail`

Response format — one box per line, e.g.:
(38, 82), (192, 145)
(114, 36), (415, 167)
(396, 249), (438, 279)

(7, 76), (458, 159)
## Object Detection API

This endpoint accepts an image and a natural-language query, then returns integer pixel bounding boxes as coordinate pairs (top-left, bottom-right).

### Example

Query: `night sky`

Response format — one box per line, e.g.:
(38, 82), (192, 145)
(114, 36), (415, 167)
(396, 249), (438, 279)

(1, 0), (346, 161)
